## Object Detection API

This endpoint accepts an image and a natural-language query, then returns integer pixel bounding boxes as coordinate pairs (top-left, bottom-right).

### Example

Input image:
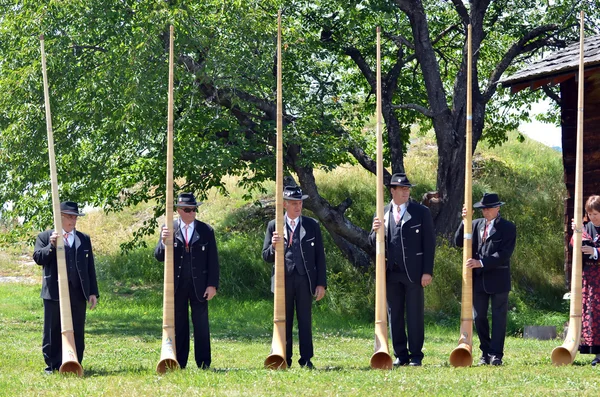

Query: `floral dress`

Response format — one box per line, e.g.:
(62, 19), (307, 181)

(579, 224), (600, 354)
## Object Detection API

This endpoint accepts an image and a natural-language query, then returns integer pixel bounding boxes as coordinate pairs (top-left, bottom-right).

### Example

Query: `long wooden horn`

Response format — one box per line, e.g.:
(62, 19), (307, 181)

(449, 23), (474, 368)
(39, 34), (84, 377)
(552, 11), (585, 366)
(157, 25), (180, 374)
(264, 10), (287, 370)
(370, 26), (393, 370)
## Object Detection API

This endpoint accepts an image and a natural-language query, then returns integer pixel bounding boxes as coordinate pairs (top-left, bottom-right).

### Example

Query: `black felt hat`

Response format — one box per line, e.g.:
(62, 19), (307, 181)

(473, 193), (505, 209)
(388, 173), (414, 187)
(175, 193), (199, 207)
(60, 201), (85, 216)
(283, 185), (309, 201)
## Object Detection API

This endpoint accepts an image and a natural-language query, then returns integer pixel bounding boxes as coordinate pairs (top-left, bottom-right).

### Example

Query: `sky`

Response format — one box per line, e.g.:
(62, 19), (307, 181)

(518, 99), (562, 148)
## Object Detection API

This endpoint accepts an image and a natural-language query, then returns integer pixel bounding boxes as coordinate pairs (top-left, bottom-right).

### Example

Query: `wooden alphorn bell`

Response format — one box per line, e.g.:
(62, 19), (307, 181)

(157, 25), (180, 374)
(40, 34), (84, 377)
(370, 27), (393, 370)
(264, 10), (287, 370)
(449, 24), (474, 368)
(551, 11), (585, 366)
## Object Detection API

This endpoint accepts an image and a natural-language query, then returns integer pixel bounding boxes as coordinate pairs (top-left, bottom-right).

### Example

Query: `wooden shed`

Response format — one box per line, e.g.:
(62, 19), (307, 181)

(500, 34), (600, 285)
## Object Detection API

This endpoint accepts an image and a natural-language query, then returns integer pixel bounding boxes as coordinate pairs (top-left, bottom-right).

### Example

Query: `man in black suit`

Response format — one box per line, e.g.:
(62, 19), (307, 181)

(155, 193), (220, 369)
(33, 201), (99, 374)
(262, 185), (327, 369)
(454, 193), (516, 366)
(369, 173), (436, 367)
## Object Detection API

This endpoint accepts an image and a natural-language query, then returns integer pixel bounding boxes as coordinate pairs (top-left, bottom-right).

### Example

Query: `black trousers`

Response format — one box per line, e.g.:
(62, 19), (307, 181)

(42, 284), (87, 371)
(285, 272), (313, 366)
(473, 290), (509, 359)
(386, 271), (424, 360)
(174, 280), (211, 369)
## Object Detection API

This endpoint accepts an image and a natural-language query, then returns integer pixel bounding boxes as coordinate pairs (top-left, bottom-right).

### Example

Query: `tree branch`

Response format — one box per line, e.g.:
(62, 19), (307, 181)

(387, 34), (415, 50)
(348, 144), (376, 175)
(483, 24), (561, 102)
(542, 85), (561, 105)
(391, 103), (435, 118)
(450, 0), (469, 26)
(344, 46), (375, 89)
(431, 23), (461, 46)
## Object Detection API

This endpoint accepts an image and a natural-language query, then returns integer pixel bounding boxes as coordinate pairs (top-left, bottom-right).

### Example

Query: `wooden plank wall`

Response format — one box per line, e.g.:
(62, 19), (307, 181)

(561, 73), (600, 287)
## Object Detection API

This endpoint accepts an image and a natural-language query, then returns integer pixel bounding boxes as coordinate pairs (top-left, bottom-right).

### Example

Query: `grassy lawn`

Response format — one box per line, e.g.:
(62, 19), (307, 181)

(1, 282), (600, 397)
(0, 133), (586, 395)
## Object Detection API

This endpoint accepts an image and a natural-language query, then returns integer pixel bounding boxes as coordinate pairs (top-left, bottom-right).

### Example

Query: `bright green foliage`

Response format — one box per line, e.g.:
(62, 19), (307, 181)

(0, 1), (597, 249)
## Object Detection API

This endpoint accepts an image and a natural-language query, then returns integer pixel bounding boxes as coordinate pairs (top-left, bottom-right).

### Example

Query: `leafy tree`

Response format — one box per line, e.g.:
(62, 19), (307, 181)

(0, 1), (598, 266)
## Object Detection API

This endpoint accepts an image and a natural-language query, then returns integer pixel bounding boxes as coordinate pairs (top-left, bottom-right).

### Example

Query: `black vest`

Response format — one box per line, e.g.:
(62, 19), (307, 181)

(387, 210), (405, 272)
(64, 243), (84, 299)
(284, 223), (306, 276)
(65, 243), (78, 285)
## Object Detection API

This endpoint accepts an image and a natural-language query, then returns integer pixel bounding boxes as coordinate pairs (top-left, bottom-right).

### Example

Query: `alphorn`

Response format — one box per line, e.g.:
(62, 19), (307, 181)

(551, 11), (585, 366)
(449, 24), (474, 368)
(157, 25), (180, 374)
(264, 11), (287, 370)
(39, 34), (84, 377)
(370, 27), (393, 370)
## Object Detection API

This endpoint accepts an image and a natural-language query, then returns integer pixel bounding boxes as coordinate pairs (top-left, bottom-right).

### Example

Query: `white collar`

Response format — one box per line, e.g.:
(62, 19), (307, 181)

(179, 219), (195, 231)
(286, 215), (299, 229)
(391, 201), (407, 212)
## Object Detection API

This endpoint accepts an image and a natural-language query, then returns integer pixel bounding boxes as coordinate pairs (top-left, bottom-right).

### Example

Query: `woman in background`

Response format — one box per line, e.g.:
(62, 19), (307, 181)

(576, 195), (600, 365)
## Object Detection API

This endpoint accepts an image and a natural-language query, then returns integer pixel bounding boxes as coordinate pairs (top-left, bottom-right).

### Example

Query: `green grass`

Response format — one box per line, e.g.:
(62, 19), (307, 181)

(0, 131), (587, 395)
(1, 283), (600, 397)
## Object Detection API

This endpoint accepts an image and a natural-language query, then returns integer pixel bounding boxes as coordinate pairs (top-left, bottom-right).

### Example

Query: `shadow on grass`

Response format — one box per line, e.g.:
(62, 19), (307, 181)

(83, 365), (148, 376)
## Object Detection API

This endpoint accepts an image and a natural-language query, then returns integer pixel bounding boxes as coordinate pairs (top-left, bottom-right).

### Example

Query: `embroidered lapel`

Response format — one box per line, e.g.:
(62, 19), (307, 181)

(383, 203), (391, 232)
(190, 220), (200, 245)
(73, 231), (81, 250)
(299, 217), (306, 241)
(400, 202), (412, 227)
(175, 219), (185, 244)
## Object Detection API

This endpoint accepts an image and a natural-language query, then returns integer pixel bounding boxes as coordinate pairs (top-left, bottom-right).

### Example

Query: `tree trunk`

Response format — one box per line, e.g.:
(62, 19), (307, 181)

(288, 145), (375, 269)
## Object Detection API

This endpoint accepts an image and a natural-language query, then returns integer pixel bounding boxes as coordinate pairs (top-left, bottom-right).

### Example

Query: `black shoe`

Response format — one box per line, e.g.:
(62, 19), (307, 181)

(409, 358), (422, 367)
(393, 357), (409, 367)
(478, 356), (490, 365)
(591, 357), (600, 366)
(286, 359), (292, 368)
(300, 360), (315, 369)
(490, 356), (503, 366)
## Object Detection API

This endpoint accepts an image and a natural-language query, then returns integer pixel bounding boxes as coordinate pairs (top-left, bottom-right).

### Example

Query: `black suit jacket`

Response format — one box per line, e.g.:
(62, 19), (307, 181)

(262, 215), (327, 294)
(454, 216), (516, 294)
(154, 219), (220, 301)
(33, 229), (99, 301)
(368, 201), (436, 283)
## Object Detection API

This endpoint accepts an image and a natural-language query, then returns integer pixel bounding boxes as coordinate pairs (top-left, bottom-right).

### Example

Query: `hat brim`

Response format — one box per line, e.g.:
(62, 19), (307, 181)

(61, 210), (85, 217)
(473, 201), (505, 209)
(284, 194), (309, 201)
(388, 183), (414, 188)
(175, 203), (200, 207)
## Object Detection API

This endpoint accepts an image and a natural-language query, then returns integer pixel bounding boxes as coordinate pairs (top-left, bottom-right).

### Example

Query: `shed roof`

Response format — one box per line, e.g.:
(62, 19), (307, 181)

(500, 34), (600, 93)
